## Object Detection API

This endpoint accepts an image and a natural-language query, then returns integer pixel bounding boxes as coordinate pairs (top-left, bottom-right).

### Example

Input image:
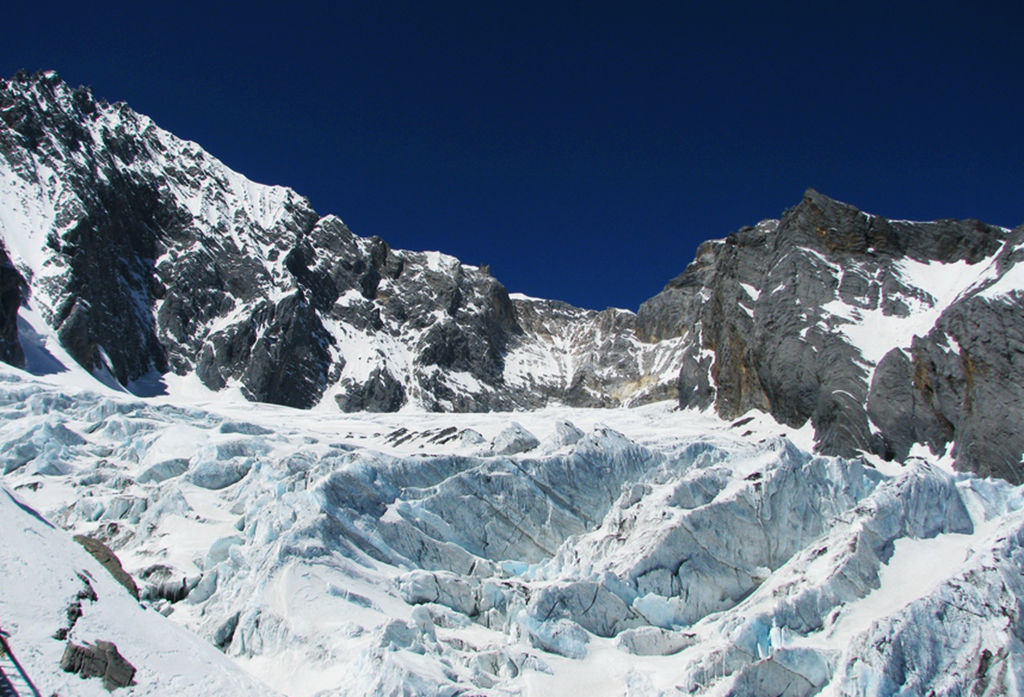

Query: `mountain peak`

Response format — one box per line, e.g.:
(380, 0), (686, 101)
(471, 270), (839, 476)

(799, 187), (854, 208)
(5, 68), (77, 96)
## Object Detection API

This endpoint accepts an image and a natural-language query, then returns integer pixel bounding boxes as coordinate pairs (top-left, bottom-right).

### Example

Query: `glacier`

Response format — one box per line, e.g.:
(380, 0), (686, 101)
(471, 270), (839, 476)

(0, 361), (1021, 696)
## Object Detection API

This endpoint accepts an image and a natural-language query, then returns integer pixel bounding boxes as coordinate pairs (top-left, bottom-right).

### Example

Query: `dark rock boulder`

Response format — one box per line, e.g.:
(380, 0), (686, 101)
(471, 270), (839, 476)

(61, 639), (136, 691)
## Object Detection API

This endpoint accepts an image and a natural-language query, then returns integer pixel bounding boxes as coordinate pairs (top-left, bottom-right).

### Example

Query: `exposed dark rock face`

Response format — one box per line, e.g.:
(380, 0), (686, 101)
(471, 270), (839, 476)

(53, 573), (97, 641)
(73, 534), (140, 599)
(335, 367), (406, 412)
(510, 297), (681, 408)
(867, 264), (1024, 482)
(0, 243), (25, 368)
(640, 189), (1024, 481)
(61, 639), (136, 691)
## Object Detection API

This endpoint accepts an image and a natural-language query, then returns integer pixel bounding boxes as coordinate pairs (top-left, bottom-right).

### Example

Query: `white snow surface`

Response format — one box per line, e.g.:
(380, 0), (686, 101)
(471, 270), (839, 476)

(1, 358), (1022, 697)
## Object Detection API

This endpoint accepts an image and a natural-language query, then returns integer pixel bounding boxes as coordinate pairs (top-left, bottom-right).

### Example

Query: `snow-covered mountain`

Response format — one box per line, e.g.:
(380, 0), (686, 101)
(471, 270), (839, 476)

(3, 71), (1023, 482)
(4, 70), (1024, 480)
(1, 69), (1024, 696)
(0, 70), (682, 415)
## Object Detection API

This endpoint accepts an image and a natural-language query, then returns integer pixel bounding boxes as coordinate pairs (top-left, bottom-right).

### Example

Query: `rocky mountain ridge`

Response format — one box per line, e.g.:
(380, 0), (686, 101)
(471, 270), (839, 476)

(0, 70), (682, 415)
(642, 189), (1024, 482)
(2, 70), (1023, 481)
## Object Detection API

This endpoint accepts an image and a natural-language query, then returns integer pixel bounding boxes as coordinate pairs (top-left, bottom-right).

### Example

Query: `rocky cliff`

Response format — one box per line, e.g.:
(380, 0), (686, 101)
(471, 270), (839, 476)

(639, 189), (1024, 482)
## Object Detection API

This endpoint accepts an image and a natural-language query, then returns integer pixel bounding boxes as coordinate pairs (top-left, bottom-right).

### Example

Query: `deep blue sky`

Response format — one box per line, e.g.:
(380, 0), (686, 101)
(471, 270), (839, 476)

(4, 2), (1022, 310)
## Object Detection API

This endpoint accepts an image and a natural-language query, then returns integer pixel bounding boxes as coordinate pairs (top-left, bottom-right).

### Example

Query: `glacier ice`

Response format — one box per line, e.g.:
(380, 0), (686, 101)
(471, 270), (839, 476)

(0, 365), (1022, 696)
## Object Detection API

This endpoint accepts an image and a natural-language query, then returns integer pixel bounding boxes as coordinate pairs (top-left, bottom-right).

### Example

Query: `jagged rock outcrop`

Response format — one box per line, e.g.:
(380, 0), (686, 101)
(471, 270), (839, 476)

(60, 640), (136, 691)
(73, 534), (140, 599)
(0, 70), (683, 411)
(640, 189), (1024, 481)
(508, 296), (684, 407)
(866, 244), (1024, 482)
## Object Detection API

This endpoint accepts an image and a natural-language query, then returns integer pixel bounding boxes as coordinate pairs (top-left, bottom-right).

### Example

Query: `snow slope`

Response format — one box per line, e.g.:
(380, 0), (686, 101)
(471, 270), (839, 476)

(0, 482), (278, 696)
